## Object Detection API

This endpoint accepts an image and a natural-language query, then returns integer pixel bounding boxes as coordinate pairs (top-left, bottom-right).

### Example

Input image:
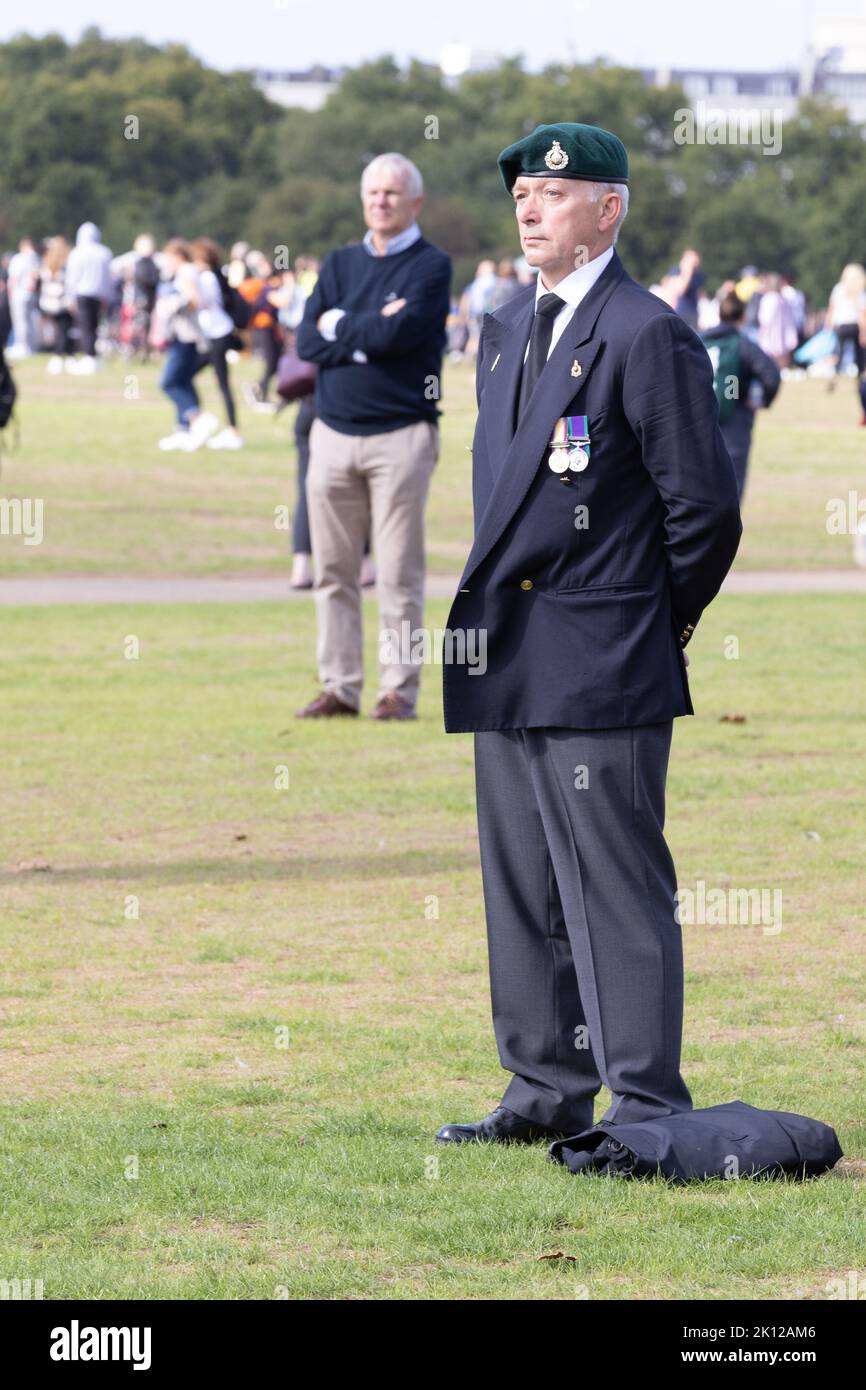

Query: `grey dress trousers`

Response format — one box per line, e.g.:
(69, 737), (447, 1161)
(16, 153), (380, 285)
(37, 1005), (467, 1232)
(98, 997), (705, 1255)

(473, 721), (693, 1134)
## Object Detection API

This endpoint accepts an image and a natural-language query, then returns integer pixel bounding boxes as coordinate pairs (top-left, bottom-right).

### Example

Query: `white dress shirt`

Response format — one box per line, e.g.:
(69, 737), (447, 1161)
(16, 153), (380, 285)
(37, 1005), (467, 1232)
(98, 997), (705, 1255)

(361, 221), (422, 258)
(525, 245), (614, 362)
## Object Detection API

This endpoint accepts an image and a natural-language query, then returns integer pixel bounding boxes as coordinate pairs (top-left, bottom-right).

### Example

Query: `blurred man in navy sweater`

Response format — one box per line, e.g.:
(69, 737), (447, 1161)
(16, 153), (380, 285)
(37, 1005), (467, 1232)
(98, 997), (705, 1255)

(296, 153), (451, 720)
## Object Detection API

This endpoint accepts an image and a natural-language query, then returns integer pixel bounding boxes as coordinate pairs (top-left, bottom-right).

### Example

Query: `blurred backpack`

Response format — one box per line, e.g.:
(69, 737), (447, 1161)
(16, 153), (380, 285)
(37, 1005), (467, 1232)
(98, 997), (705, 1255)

(0, 345), (16, 427)
(133, 254), (160, 311)
(702, 330), (741, 425)
(215, 266), (252, 330)
(0, 345), (18, 462)
(276, 346), (317, 403)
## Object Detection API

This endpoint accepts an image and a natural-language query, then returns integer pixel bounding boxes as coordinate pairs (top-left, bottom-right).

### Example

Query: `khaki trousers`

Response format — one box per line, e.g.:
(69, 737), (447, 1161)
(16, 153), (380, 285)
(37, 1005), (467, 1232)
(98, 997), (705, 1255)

(305, 416), (439, 711)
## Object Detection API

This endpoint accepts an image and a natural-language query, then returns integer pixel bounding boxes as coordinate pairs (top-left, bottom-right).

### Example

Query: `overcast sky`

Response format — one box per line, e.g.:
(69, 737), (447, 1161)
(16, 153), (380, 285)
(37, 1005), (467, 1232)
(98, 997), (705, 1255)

(0, 0), (841, 74)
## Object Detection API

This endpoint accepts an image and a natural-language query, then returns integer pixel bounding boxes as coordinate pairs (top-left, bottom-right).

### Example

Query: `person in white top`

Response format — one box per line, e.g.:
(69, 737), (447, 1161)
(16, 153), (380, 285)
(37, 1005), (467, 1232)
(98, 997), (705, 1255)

(155, 240), (219, 451)
(190, 239), (243, 450)
(6, 238), (41, 359)
(826, 263), (866, 384)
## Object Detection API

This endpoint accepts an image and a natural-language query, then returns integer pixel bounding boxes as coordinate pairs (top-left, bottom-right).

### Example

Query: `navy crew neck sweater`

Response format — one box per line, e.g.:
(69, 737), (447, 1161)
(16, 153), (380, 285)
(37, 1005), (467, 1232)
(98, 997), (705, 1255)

(295, 237), (451, 436)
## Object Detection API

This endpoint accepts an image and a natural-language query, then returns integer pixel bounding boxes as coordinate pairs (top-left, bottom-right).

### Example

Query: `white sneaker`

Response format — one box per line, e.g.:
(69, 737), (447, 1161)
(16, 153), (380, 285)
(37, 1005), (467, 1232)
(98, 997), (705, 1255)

(5, 344), (29, 360)
(47, 355), (63, 375)
(75, 356), (97, 375)
(185, 411), (220, 450)
(206, 428), (244, 450)
(158, 430), (193, 452)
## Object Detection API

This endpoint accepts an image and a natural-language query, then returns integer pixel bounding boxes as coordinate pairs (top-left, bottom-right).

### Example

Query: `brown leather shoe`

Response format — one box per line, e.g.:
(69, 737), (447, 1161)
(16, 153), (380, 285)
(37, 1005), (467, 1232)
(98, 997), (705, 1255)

(295, 690), (358, 718)
(370, 691), (416, 720)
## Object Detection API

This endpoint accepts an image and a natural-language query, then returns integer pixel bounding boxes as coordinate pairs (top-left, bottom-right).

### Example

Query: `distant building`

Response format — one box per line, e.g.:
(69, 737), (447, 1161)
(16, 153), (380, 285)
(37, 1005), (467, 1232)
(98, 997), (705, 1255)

(639, 9), (866, 123)
(439, 45), (500, 78)
(254, 65), (343, 110)
(640, 66), (803, 125)
(255, 10), (866, 121)
(639, 57), (866, 125)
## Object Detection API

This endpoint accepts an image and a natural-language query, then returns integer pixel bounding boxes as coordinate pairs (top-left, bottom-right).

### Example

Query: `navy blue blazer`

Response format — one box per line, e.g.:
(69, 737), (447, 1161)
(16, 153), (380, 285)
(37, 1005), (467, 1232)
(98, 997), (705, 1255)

(441, 249), (742, 733)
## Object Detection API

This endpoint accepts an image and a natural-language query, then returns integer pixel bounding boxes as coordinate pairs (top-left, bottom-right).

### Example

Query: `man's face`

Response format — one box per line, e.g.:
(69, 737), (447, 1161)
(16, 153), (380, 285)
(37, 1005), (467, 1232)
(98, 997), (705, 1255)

(362, 166), (424, 238)
(512, 176), (617, 278)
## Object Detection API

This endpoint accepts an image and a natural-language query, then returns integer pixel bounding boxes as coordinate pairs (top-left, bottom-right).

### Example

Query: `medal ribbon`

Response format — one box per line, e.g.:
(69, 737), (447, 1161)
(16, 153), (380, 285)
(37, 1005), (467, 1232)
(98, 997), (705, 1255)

(566, 414), (589, 442)
(551, 417), (568, 448)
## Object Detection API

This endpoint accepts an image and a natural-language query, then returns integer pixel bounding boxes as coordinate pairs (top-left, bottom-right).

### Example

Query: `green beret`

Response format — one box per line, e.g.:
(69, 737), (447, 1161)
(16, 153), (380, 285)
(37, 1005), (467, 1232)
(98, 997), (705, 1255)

(498, 122), (629, 193)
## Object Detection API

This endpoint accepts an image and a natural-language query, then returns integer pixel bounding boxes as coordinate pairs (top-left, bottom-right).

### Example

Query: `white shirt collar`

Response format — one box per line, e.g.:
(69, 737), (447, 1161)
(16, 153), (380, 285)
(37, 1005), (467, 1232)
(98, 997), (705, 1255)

(534, 245), (614, 310)
(362, 221), (422, 257)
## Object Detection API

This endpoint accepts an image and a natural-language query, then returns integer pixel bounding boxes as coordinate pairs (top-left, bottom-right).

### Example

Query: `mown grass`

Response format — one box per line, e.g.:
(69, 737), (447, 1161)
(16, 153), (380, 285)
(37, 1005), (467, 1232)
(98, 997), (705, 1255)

(1, 353), (864, 577)
(0, 595), (863, 1299)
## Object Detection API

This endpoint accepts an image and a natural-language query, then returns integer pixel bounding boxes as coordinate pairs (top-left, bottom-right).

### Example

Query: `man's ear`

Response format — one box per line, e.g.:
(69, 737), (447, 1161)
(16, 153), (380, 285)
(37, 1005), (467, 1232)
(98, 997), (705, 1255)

(600, 194), (620, 230)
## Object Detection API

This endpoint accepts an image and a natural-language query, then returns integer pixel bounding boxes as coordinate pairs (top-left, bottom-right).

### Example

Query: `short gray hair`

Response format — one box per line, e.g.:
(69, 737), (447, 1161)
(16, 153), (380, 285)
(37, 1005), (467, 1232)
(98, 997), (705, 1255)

(360, 153), (424, 199)
(591, 181), (629, 242)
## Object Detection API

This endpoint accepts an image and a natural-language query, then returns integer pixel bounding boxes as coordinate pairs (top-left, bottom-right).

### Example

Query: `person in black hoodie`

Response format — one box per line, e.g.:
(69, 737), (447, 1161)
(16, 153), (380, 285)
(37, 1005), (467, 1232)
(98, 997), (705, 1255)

(701, 291), (781, 500)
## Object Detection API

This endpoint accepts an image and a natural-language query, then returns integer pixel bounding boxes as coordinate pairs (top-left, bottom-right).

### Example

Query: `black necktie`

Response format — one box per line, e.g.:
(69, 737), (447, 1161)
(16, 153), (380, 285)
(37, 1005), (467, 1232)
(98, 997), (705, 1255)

(517, 291), (565, 421)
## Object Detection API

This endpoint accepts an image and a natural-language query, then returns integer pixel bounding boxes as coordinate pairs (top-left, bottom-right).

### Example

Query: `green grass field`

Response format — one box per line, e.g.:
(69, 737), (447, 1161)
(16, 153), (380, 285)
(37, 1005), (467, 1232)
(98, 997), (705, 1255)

(1, 354), (865, 576)
(0, 353), (864, 1300)
(0, 593), (863, 1299)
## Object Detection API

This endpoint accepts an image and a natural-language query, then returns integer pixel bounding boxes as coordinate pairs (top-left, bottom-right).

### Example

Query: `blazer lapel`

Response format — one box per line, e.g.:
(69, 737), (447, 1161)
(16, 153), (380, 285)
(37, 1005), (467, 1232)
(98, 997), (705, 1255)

(477, 293), (535, 474)
(459, 251), (626, 590)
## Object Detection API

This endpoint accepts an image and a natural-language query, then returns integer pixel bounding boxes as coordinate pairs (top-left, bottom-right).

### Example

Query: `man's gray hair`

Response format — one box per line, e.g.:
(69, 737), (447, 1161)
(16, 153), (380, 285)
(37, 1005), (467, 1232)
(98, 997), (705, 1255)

(591, 181), (629, 242)
(361, 153), (424, 198)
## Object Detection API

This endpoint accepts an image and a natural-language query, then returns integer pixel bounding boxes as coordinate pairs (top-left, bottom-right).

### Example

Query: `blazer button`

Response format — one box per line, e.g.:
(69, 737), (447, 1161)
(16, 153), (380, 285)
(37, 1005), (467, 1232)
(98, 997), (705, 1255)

(520, 579), (534, 591)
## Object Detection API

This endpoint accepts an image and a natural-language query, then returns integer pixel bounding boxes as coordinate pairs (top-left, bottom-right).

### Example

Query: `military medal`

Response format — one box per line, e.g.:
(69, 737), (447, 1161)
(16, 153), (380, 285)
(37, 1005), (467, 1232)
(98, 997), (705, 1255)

(547, 417), (571, 473)
(549, 415), (592, 474)
(565, 414), (590, 471)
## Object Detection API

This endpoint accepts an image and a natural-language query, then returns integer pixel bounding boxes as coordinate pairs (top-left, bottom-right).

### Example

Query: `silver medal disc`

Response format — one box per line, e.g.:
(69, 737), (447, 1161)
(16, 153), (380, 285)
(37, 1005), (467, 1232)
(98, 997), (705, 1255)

(568, 445), (589, 472)
(548, 449), (570, 474)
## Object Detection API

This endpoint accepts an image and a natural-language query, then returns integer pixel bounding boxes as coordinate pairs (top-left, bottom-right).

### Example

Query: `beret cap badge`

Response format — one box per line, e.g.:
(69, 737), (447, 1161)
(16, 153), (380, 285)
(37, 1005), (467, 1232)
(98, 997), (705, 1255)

(544, 139), (569, 171)
(497, 123), (629, 193)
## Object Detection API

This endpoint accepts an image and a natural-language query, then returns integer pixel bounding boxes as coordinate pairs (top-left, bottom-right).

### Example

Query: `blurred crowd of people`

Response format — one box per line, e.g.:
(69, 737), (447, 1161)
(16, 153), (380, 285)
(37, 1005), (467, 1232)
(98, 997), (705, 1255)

(446, 256), (535, 358)
(650, 248), (866, 401)
(3, 218), (865, 610)
(4, 227), (863, 415)
(649, 249), (809, 368)
(0, 225), (322, 452)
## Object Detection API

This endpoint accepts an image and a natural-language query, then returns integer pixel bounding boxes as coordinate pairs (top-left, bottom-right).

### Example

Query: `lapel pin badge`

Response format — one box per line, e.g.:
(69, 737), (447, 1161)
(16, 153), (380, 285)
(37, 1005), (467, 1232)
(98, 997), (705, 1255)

(571, 359), (582, 378)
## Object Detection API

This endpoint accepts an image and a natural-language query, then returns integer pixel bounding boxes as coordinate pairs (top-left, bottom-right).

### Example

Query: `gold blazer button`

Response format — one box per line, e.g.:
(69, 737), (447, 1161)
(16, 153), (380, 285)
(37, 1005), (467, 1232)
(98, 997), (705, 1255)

(520, 579), (534, 591)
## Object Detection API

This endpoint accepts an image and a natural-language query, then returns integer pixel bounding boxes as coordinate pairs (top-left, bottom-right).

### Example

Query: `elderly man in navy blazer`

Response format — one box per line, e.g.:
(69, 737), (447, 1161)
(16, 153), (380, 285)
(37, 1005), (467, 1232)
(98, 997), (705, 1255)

(437, 123), (742, 1146)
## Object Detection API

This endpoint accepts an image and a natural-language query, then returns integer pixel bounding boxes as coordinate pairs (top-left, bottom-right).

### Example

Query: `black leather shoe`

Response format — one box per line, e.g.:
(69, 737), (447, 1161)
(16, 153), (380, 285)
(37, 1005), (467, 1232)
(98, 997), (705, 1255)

(548, 1144), (599, 1172)
(436, 1105), (571, 1145)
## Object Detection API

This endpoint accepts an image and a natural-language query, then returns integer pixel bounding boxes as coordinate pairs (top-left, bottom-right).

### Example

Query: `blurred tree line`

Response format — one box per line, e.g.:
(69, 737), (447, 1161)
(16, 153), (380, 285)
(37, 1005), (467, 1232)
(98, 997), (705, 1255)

(2, 29), (865, 306)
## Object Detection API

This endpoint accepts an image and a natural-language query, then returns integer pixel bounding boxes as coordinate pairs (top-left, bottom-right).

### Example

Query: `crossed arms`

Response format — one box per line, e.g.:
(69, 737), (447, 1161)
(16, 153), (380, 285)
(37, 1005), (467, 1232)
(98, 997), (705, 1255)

(295, 252), (450, 367)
